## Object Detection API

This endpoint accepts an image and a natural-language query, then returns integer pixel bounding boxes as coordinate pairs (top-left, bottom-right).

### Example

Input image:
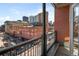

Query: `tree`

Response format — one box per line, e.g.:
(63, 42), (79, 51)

(49, 21), (53, 26)
(0, 24), (5, 32)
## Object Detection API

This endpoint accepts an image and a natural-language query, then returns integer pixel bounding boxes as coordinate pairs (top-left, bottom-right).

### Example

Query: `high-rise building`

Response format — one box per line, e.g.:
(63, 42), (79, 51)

(28, 16), (35, 24)
(34, 15), (39, 23)
(23, 16), (28, 22)
(28, 12), (49, 26)
(38, 12), (48, 25)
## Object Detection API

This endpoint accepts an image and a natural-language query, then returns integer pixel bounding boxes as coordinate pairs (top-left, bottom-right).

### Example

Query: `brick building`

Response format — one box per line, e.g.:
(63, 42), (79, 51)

(5, 12), (49, 39)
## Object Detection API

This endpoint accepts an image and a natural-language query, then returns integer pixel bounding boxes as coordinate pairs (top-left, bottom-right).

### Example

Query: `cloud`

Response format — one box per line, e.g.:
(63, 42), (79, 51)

(22, 8), (42, 17)
(33, 8), (42, 15)
(75, 7), (79, 16)
(4, 16), (12, 20)
(0, 16), (13, 26)
(9, 8), (42, 18)
(10, 9), (21, 16)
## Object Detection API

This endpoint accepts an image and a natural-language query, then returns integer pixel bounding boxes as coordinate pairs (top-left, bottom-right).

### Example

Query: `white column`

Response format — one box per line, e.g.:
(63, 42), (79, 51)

(69, 4), (74, 55)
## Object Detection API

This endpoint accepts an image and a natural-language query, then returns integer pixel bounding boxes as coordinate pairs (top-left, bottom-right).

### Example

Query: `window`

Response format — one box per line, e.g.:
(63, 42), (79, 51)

(46, 3), (55, 50)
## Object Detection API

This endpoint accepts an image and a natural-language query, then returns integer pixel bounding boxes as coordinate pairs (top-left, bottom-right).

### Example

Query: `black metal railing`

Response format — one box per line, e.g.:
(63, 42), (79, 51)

(47, 31), (57, 53)
(0, 36), (42, 56)
(0, 31), (57, 56)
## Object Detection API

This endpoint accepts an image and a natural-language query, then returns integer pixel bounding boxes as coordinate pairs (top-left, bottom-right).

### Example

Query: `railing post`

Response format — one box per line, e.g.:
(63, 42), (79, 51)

(55, 31), (57, 43)
(41, 3), (47, 56)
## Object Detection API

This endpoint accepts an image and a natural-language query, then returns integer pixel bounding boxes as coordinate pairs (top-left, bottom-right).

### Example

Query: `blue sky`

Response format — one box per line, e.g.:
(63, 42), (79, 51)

(0, 3), (54, 26)
(0, 3), (79, 26)
(75, 6), (79, 16)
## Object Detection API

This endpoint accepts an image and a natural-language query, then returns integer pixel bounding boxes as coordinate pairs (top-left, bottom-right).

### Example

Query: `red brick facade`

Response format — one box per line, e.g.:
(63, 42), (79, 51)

(54, 5), (70, 42)
(5, 11), (49, 40)
(6, 26), (49, 39)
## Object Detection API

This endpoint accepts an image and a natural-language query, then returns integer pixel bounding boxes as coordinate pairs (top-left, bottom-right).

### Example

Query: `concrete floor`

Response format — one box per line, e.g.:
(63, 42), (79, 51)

(55, 46), (70, 56)
(54, 39), (79, 56)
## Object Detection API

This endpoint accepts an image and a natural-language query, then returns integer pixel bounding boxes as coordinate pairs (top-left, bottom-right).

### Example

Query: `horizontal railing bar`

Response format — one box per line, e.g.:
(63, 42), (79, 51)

(17, 40), (41, 55)
(47, 42), (56, 53)
(47, 32), (55, 35)
(0, 36), (42, 55)
(0, 31), (56, 56)
(47, 43), (59, 56)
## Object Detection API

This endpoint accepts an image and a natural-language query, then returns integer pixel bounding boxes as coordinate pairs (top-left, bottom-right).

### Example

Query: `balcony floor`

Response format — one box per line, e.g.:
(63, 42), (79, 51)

(47, 43), (70, 56)
(55, 46), (70, 56)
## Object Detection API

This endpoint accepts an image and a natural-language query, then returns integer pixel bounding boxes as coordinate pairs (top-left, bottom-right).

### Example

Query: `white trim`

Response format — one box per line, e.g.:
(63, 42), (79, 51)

(69, 4), (74, 55)
(69, 3), (79, 55)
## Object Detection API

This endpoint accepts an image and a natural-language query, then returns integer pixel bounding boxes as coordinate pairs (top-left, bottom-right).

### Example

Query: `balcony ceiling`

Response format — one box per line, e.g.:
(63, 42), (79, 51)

(53, 3), (73, 8)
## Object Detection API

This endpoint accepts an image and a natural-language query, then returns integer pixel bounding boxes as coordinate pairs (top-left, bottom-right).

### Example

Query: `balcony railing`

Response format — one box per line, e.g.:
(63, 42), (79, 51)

(0, 32), (57, 56)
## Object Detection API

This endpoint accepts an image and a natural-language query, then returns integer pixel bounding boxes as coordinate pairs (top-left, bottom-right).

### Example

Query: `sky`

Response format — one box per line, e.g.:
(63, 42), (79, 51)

(75, 5), (79, 16)
(0, 3), (54, 26)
